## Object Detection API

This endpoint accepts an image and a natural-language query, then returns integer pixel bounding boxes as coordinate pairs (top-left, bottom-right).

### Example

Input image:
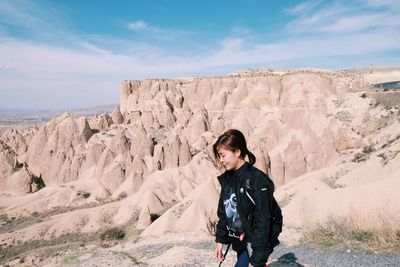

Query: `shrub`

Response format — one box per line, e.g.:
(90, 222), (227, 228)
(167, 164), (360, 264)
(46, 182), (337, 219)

(362, 145), (374, 154)
(82, 192), (91, 198)
(352, 231), (373, 242)
(118, 192), (127, 199)
(352, 152), (368, 163)
(100, 227), (125, 241)
(0, 214), (9, 225)
(381, 134), (400, 149)
(353, 145), (375, 163)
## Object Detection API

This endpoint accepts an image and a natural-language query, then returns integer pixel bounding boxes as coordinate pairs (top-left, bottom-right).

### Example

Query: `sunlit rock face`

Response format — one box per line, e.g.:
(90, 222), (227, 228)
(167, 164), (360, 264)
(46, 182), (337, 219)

(1, 68), (399, 245)
(119, 69), (367, 186)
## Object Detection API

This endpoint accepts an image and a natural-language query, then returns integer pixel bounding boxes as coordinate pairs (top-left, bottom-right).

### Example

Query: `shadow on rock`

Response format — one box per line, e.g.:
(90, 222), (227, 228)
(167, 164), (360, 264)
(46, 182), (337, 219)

(269, 253), (304, 267)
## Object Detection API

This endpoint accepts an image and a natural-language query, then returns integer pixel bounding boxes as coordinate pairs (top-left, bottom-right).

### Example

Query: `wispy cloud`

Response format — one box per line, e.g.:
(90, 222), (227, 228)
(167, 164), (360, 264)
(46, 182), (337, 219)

(286, 0), (400, 33)
(0, 0), (68, 40)
(0, 0), (44, 28)
(285, 0), (322, 15)
(366, 0), (400, 8)
(126, 19), (192, 42)
(128, 20), (147, 31)
(1, 0), (400, 109)
(319, 13), (400, 32)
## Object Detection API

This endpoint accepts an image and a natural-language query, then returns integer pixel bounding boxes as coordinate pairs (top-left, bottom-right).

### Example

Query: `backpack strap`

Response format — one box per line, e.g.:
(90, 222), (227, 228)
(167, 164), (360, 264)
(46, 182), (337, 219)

(246, 178), (256, 206)
(245, 177), (256, 205)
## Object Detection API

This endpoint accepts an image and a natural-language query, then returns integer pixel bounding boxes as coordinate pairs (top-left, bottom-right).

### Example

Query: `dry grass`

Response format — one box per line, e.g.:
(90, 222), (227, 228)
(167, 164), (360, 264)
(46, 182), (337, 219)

(99, 227), (125, 241)
(0, 199), (120, 235)
(302, 217), (348, 248)
(302, 209), (400, 253)
(206, 210), (218, 236)
(0, 211), (143, 265)
(348, 208), (400, 253)
(124, 209), (141, 239)
(0, 232), (97, 265)
(352, 145), (375, 163)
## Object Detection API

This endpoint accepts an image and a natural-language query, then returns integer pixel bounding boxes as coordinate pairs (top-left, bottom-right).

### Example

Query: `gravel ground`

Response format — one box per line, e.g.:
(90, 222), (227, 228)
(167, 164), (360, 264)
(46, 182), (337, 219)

(51, 232), (400, 267)
(187, 241), (400, 267)
(270, 244), (400, 267)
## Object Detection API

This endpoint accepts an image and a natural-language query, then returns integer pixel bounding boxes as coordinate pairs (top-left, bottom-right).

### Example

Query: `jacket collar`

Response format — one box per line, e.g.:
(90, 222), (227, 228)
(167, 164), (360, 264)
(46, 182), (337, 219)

(234, 161), (249, 176)
(217, 161), (250, 183)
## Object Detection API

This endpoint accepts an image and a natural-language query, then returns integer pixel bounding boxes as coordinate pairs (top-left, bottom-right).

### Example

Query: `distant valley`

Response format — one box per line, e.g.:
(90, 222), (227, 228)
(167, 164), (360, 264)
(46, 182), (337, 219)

(0, 104), (116, 133)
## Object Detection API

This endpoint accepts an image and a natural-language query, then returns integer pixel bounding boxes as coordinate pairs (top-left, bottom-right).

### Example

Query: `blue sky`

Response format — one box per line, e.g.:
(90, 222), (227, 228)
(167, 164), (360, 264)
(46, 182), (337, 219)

(0, 0), (399, 110)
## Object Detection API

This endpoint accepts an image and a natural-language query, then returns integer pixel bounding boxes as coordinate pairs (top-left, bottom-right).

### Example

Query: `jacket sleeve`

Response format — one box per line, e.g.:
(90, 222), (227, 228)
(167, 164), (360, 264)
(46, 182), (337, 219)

(215, 180), (230, 244)
(250, 171), (274, 267)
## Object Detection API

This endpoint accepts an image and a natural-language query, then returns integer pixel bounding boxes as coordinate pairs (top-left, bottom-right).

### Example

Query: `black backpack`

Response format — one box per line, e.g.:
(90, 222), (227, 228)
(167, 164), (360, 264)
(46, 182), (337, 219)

(244, 175), (283, 248)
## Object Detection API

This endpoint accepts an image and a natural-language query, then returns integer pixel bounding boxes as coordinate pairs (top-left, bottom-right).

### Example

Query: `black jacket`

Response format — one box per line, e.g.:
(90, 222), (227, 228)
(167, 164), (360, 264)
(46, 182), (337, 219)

(215, 162), (276, 267)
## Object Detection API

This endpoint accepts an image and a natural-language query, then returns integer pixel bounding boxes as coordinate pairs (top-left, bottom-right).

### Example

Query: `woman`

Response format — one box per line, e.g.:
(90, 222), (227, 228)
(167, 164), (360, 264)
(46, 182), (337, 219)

(213, 129), (280, 267)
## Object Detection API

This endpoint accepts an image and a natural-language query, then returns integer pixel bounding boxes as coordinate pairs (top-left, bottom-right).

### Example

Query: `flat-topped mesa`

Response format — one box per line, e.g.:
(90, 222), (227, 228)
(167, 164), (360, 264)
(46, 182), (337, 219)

(120, 70), (365, 121)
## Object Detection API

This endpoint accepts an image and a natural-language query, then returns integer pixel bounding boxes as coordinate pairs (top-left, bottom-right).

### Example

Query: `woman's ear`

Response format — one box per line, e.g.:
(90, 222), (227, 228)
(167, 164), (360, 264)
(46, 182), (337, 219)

(234, 149), (242, 158)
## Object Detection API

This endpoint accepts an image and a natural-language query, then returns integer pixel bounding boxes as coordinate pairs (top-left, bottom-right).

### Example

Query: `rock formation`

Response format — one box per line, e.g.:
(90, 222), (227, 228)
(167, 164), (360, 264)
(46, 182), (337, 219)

(0, 67), (399, 248)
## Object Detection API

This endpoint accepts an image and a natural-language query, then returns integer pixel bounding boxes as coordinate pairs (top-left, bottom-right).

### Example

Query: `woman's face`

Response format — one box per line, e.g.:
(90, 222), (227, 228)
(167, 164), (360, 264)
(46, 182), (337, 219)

(217, 145), (242, 171)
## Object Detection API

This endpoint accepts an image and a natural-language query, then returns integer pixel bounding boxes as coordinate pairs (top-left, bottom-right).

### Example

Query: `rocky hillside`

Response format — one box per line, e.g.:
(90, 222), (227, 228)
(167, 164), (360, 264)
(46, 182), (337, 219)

(0, 68), (399, 252)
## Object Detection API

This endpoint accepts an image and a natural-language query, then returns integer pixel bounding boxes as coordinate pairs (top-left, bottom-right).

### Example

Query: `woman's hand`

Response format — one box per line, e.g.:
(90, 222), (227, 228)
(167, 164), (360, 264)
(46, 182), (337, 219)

(215, 243), (224, 262)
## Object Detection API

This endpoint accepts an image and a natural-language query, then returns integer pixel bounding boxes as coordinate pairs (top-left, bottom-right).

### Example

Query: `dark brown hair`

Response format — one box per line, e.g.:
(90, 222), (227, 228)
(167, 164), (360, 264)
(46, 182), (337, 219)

(213, 129), (256, 165)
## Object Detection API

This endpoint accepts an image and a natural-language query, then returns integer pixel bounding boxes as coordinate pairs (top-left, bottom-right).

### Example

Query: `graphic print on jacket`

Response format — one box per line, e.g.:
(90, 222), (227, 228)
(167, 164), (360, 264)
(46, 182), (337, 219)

(223, 187), (244, 238)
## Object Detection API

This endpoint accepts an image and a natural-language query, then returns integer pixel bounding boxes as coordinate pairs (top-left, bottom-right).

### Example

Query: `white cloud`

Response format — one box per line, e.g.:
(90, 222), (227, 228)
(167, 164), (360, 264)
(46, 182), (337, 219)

(0, 0), (67, 38)
(286, 0), (400, 34)
(0, 0), (42, 27)
(318, 13), (399, 32)
(1, 19), (400, 109)
(126, 20), (192, 42)
(366, 0), (400, 9)
(1, 0), (400, 109)
(286, 5), (345, 32)
(220, 38), (244, 50)
(128, 20), (147, 31)
(201, 27), (400, 67)
(285, 0), (322, 15)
